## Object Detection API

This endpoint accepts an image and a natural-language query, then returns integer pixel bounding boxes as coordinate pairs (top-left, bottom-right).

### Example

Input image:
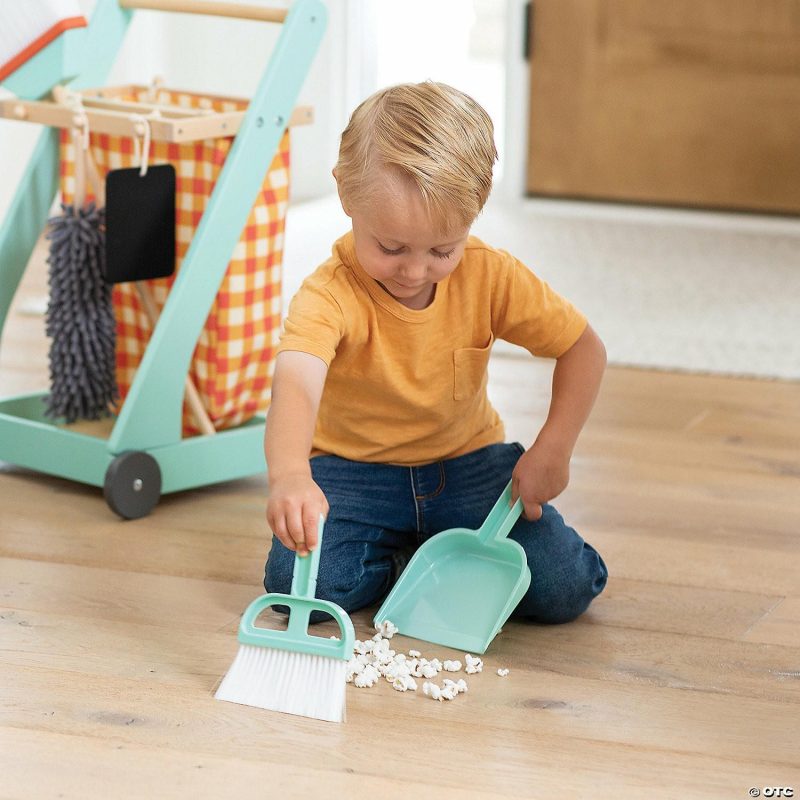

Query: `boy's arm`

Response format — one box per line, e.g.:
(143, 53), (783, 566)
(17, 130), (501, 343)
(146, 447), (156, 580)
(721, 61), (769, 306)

(511, 323), (607, 520)
(265, 350), (329, 554)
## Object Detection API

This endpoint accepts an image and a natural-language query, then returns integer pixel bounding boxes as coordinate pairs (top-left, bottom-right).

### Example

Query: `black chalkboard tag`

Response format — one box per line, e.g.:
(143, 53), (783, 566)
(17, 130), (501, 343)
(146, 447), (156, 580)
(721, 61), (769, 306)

(105, 164), (176, 284)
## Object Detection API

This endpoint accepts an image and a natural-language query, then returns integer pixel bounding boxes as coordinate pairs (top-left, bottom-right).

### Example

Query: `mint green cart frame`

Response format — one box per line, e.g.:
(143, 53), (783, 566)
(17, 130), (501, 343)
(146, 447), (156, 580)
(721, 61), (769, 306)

(0, 0), (327, 518)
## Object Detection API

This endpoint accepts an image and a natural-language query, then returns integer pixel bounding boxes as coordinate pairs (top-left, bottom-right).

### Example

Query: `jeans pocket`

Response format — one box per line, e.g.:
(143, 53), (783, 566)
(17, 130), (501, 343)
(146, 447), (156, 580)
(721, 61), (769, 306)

(453, 334), (494, 400)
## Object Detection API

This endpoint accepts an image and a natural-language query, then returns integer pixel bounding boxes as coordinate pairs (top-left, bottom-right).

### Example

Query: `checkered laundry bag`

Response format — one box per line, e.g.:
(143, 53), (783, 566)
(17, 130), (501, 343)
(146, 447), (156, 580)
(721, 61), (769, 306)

(59, 87), (288, 434)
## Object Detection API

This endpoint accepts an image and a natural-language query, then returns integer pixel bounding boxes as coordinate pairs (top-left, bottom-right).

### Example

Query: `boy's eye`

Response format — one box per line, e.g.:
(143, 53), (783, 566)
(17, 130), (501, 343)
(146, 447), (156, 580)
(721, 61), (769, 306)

(378, 242), (455, 259)
(378, 243), (404, 256)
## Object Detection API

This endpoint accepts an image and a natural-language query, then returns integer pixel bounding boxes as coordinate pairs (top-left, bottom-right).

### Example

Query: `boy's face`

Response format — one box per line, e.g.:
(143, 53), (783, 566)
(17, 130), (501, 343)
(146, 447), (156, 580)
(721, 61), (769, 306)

(342, 173), (471, 310)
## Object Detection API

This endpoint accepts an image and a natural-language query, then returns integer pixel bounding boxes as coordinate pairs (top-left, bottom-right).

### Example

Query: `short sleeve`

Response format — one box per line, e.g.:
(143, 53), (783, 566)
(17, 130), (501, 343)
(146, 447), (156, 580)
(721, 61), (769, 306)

(493, 251), (587, 358)
(277, 278), (345, 366)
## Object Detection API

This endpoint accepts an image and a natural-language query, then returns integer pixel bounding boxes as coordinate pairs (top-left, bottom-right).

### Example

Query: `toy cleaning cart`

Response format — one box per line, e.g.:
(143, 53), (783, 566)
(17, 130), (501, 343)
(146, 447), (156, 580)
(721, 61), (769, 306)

(0, 0), (327, 518)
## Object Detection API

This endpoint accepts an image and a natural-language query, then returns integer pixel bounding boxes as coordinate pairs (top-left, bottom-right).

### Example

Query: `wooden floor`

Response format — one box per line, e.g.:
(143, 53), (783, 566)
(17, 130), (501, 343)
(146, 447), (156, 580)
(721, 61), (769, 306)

(2, 248), (800, 799)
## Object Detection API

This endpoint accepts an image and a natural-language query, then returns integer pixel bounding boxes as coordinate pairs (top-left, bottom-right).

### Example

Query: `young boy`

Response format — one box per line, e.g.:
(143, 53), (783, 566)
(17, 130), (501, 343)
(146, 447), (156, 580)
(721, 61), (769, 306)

(264, 82), (608, 624)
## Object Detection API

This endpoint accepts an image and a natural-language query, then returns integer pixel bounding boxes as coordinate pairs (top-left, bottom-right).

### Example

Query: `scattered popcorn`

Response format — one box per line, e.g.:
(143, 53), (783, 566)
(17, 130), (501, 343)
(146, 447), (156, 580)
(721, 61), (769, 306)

(347, 631), (495, 703)
(374, 619), (398, 639)
(465, 654), (484, 674)
(497, 668), (509, 677)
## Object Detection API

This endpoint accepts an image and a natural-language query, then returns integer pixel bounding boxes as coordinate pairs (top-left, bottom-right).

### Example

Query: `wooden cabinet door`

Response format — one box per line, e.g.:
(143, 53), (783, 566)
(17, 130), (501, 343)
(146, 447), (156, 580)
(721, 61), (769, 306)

(526, 0), (800, 213)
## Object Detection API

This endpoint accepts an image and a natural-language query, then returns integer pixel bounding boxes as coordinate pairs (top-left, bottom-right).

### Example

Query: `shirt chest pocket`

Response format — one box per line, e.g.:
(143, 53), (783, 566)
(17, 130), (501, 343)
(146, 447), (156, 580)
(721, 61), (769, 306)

(453, 335), (494, 400)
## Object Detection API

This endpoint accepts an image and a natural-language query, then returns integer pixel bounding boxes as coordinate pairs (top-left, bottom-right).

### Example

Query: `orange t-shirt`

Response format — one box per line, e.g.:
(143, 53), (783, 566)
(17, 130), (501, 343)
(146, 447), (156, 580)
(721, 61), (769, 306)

(277, 233), (586, 465)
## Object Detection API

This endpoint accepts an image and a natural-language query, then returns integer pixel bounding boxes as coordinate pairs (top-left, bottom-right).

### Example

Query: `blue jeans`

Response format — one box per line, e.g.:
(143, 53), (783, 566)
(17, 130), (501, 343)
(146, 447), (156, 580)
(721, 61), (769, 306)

(264, 443), (608, 624)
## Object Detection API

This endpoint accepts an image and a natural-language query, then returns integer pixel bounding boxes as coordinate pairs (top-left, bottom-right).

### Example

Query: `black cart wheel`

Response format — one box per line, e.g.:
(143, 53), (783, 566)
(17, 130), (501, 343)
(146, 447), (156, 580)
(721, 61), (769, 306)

(104, 451), (162, 520)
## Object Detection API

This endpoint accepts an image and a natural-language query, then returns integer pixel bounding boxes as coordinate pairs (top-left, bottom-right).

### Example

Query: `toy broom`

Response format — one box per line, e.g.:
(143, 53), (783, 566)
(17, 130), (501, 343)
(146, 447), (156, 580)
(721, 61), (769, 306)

(215, 517), (355, 722)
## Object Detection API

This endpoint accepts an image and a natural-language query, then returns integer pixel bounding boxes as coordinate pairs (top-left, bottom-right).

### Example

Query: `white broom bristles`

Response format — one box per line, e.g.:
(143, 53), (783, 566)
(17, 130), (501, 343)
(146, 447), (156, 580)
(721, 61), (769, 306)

(215, 644), (348, 723)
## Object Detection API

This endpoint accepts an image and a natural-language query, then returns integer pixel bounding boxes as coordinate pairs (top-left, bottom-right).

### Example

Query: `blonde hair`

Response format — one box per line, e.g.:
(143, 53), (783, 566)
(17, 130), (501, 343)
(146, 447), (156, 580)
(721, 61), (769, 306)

(335, 82), (498, 231)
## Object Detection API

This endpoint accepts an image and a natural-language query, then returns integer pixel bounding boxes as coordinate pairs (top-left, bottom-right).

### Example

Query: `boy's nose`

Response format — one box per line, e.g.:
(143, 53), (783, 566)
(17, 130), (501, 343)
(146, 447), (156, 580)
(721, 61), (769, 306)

(401, 259), (428, 282)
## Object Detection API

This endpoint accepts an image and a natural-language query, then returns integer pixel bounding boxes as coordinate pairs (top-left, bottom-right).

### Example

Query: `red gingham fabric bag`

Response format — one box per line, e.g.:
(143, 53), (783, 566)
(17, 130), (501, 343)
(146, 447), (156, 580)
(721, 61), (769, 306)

(59, 87), (288, 434)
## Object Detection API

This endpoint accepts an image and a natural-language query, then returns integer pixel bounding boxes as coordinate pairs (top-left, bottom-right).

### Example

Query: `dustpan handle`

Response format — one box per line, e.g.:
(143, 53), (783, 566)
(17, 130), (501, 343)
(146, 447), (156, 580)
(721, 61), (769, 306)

(289, 515), (325, 598)
(477, 480), (523, 544)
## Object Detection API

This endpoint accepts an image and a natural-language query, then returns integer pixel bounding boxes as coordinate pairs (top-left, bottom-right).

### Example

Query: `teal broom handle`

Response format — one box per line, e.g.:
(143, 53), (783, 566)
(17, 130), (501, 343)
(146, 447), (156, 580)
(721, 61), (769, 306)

(478, 480), (523, 544)
(290, 515), (325, 598)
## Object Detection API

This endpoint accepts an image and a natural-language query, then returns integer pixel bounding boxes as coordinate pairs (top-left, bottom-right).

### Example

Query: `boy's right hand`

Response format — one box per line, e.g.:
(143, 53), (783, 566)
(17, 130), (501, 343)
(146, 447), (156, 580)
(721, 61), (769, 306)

(266, 472), (329, 556)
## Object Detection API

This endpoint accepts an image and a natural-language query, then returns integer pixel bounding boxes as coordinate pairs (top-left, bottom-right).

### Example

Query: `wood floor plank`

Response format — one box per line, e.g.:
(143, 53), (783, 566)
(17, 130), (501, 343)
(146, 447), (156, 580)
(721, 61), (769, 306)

(742, 597), (800, 648)
(7, 723), (796, 800)
(1, 727), (512, 800)
(0, 557), (256, 630)
(589, 528), (799, 595)
(0, 474), (270, 584)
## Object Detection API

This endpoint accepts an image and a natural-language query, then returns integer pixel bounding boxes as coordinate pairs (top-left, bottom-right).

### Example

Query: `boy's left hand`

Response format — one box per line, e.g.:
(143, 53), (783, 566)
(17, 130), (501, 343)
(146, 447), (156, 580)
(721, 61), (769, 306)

(511, 441), (571, 521)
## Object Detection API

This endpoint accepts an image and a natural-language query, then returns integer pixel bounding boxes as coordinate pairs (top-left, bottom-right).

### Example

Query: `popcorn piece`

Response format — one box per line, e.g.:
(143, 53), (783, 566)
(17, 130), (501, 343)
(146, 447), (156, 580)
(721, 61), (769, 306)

(440, 684), (458, 701)
(392, 677), (409, 692)
(442, 660), (462, 672)
(383, 661), (411, 682)
(497, 668), (510, 677)
(464, 653), (484, 674)
(422, 681), (442, 701)
(441, 677), (467, 696)
(347, 658), (365, 675)
(354, 670), (378, 688)
(373, 638), (392, 655)
(354, 639), (374, 655)
(420, 662), (439, 679)
(374, 619), (398, 639)
(403, 675), (418, 692)
(408, 649), (421, 658)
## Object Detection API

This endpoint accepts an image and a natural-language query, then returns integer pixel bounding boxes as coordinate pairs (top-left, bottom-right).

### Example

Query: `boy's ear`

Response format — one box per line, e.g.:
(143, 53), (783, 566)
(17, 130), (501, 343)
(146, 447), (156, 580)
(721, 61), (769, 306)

(332, 168), (352, 217)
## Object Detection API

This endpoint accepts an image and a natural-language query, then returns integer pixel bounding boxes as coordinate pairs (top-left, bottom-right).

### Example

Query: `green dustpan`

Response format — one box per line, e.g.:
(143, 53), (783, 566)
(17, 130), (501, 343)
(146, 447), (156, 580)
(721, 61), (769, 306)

(238, 517), (355, 659)
(374, 480), (530, 654)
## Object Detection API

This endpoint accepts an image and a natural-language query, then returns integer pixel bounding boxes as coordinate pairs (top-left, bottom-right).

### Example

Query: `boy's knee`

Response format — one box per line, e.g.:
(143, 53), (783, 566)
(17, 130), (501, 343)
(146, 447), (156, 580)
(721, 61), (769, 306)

(518, 545), (608, 624)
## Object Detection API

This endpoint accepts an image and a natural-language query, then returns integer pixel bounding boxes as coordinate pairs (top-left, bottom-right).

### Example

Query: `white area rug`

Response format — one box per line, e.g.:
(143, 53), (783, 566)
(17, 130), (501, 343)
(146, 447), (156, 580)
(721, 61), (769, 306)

(283, 194), (800, 381)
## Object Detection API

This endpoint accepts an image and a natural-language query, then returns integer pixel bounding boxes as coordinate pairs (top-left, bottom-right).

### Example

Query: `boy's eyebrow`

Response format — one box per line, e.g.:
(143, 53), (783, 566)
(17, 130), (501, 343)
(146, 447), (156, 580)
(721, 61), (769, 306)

(377, 235), (465, 249)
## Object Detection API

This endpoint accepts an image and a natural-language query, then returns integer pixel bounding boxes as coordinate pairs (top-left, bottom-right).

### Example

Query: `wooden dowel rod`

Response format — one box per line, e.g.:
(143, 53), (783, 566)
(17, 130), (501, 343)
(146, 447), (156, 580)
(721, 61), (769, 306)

(119, 0), (287, 23)
(134, 283), (217, 436)
(81, 96), (214, 119)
